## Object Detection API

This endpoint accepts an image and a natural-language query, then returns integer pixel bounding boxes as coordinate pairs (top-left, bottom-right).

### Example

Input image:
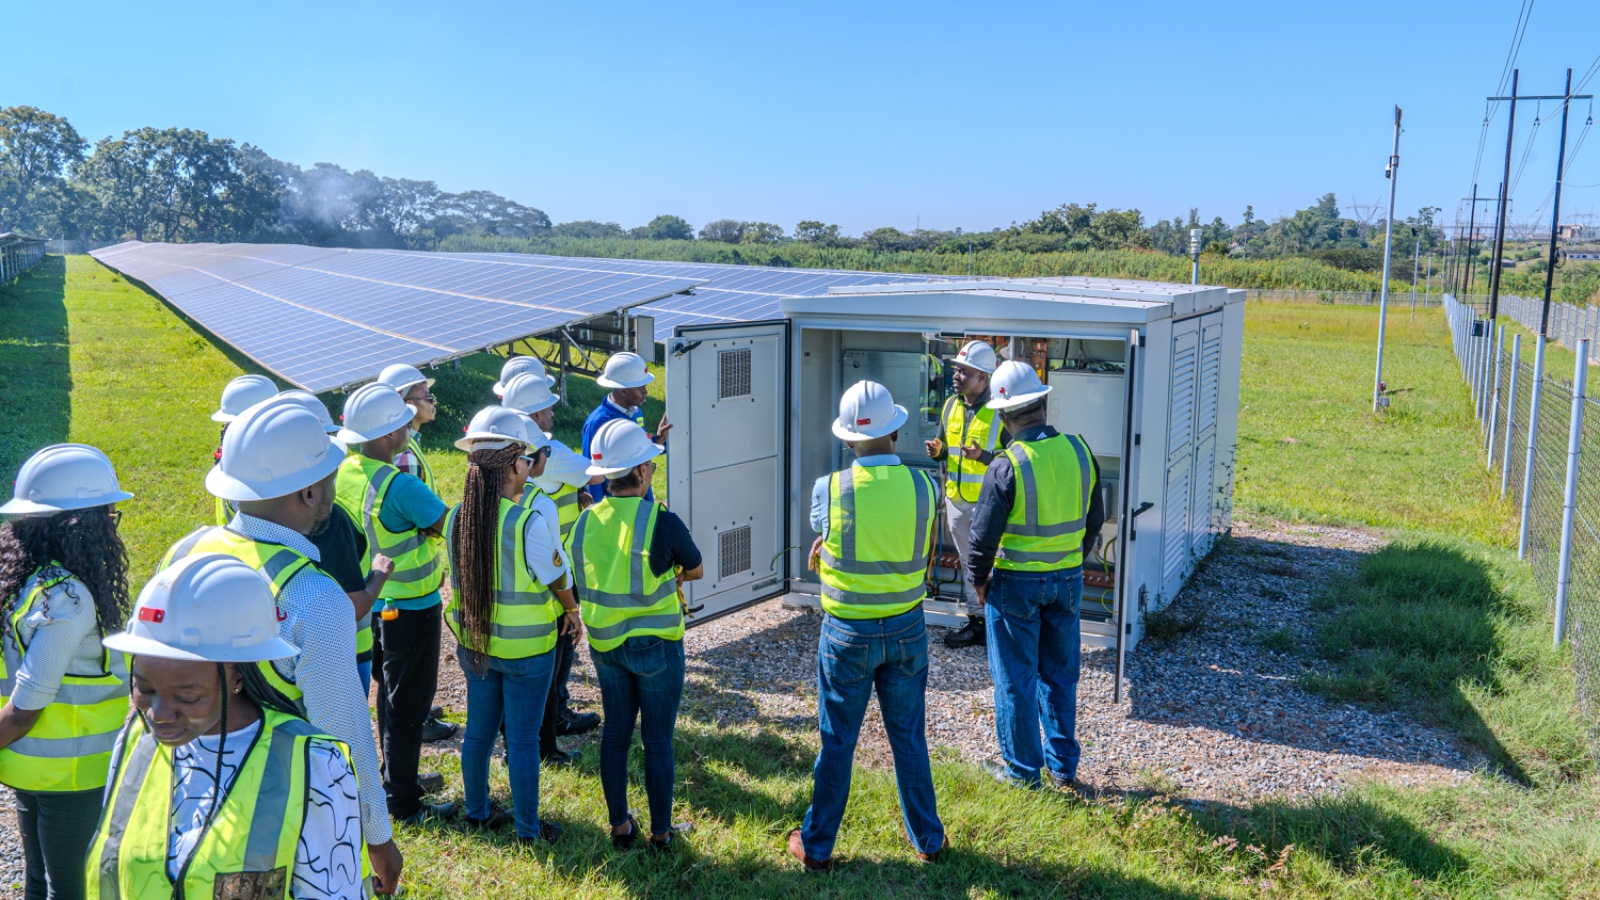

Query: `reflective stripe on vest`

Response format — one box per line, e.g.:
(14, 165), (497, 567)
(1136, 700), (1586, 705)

(941, 395), (1000, 503)
(406, 433), (435, 492)
(444, 500), (560, 659)
(994, 434), (1094, 571)
(334, 454), (442, 600)
(87, 710), (368, 899)
(518, 480), (583, 539)
(159, 528), (308, 707)
(0, 567), (128, 792)
(817, 466), (936, 620)
(568, 498), (680, 653)
(212, 497), (237, 527)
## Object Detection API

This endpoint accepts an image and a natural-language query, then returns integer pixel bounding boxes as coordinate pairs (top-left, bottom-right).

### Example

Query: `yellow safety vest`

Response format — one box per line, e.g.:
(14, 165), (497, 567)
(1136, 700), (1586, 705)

(444, 500), (560, 659)
(940, 395), (1001, 503)
(86, 710), (370, 900)
(334, 453), (443, 618)
(568, 498), (681, 653)
(211, 497), (237, 528)
(519, 480), (584, 539)
(817, 465), (937, 619)
(0, 567), (128, 792)
(994, 434), (1095, 572)
(159, 528), (310, 707)
(405, 433), (435, 493)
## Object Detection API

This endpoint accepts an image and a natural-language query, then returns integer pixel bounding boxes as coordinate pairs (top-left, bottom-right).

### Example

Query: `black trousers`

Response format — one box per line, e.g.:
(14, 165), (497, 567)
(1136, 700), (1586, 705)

(372, 603), (441, 819)
(540, 632), (574, 758)
(15, 786), (102, 900)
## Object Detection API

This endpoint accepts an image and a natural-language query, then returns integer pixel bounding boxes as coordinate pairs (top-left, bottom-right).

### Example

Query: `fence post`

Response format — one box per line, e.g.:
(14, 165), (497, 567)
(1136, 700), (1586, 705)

(1487, 325), (1505, 457)
(1502, 334), (1522, 495)
(1553, 339), (1589, 646)
(1519, 336), (1547, 559)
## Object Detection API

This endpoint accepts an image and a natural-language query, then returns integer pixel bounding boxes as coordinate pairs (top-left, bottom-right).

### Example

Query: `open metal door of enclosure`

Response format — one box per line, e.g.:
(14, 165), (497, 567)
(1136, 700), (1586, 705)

(1113, 329), (1143, 704)
(666, 320), (791, 624)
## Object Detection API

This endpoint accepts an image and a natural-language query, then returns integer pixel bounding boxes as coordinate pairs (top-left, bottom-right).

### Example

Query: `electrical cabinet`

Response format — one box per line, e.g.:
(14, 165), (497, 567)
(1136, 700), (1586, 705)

(666, 276), (1245, 696)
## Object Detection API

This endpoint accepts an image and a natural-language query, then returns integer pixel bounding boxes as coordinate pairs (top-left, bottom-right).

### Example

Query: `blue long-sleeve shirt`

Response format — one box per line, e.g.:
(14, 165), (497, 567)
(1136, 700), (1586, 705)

(581, 396), (656, 502)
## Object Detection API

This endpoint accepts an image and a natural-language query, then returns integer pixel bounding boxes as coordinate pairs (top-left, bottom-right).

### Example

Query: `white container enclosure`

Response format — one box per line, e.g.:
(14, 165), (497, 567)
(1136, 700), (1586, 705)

(665, 277), (1245, 697)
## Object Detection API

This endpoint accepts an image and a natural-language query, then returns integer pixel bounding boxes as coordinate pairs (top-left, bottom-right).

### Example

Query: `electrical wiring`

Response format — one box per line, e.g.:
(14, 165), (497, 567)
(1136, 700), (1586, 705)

(1510, 105), (1544, 197)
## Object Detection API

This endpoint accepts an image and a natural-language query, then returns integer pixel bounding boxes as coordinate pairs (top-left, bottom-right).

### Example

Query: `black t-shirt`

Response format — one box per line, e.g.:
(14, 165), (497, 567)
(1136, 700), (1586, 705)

(647, 509), (702, 579)
(308, 505), (368, 595)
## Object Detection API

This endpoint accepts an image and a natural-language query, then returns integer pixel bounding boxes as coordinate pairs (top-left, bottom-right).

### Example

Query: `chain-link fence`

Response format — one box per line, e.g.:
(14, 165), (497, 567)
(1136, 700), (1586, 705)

(1244, 287), (1446, 306)
(1446, 293), (1599, 759)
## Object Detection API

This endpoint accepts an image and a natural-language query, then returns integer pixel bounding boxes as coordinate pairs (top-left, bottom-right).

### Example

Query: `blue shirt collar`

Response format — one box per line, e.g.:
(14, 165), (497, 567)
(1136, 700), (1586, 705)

(851, 453), (902, 467)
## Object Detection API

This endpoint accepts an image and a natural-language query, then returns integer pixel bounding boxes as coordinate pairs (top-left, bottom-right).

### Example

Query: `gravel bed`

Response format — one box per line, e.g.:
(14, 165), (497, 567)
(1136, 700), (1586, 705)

(0, 518), (1480, 894)
(425, 517), (1480, 804)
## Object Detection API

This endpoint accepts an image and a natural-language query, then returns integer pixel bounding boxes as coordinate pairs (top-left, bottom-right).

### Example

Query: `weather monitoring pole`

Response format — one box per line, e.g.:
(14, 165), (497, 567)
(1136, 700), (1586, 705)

(1374, 105), (1401, 413)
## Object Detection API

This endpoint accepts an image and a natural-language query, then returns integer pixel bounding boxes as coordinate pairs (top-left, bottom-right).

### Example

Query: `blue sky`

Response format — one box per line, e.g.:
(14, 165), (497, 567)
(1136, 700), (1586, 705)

(8, 0), (1599, 235)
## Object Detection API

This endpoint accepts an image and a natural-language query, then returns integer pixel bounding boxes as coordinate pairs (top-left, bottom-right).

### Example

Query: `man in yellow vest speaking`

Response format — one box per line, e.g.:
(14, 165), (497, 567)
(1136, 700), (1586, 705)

(967, 361), (1104, 793)
(789, 380), (946, 870)
(924, 340), (1003, 649)
(334, 383), (455, 827)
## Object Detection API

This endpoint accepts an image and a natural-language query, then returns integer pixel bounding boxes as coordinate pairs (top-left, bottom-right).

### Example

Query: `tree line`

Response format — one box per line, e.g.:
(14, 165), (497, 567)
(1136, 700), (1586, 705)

(1, 105), (1443, 274)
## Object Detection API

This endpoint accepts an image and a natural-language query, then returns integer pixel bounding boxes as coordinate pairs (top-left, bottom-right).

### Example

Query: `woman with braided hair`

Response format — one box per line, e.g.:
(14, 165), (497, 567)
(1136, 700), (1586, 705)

(89, 552), (366, 899)
(446, 406), (581, 843)
(0, 444), (134, 900)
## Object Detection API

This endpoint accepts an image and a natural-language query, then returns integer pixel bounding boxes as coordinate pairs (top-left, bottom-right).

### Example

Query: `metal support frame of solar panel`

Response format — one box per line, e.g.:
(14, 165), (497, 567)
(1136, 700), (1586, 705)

(89, 242), (706, 393)
(427, 251), (967, 337)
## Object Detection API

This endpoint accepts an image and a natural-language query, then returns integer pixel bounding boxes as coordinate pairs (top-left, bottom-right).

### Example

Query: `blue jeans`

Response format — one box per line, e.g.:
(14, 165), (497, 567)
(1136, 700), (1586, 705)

(357, 660), (371, 699)
(801, 608), (943, 860)
(457, 645), (555, 838)
(985, 567), (1083, 786)
(592, 636), (685, 836)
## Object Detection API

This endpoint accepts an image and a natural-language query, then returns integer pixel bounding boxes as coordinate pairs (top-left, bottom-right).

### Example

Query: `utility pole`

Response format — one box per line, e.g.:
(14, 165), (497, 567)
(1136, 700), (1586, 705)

(1410, 227), (1421, 315)
(1456, 186), (1492, 295)
(1374, 105), (1401, 413)
(1189, 228), (1202, 285)
(1488, 69), (1519, 326)
(1483, 75), (1594, 333)
(1540, 68), (1575, 336)
(1421, 250), (1432, 321)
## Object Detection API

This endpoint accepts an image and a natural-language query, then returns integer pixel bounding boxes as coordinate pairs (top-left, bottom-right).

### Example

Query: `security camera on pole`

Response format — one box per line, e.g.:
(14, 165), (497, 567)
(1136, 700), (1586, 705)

(1373, 105), (1402, 413)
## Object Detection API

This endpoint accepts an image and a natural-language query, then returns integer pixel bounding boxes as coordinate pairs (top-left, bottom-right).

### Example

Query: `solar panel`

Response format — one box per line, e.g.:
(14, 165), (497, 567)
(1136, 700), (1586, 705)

(90, 242), (706, 392)
(427, 252), (964, 336)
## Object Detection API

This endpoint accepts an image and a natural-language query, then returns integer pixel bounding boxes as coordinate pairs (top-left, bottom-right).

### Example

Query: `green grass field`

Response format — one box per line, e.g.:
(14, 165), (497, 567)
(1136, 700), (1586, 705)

(2, 257), (1598, 897)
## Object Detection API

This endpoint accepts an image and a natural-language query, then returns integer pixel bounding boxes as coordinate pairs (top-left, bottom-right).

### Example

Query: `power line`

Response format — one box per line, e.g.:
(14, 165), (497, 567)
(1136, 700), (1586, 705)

(1509, 109), (1543, 196)
(1492, 0), (1536, 116)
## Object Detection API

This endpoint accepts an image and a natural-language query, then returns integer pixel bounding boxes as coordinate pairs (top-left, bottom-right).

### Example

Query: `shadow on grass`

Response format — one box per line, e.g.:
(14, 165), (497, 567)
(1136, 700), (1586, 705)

(1302, 538), (1540, 784)
(0, 255), (71, 471)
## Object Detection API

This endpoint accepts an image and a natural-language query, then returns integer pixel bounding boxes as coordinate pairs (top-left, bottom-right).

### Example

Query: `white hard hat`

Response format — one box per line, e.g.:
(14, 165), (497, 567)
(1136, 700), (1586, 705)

(493, 356), (555, 396)
(337, 382), (417, 445)
(269, 390), (339, 434)
(586, 419), (662, 477)
(104, 553), (300, 663)
(0, 444), (134, 516)
(595, 352), (654, 390)
(500, 372), (559, 415)
(208, 400), (348, 501)
(513, 414), (552, 453)
(376, 363), (435, 394)
(831, 380), (908, 442)
(455, 405), (533, 451)
(211, 375), (277, 423)
(987, 360), (1053, 411)
(952, 340), (998, 375)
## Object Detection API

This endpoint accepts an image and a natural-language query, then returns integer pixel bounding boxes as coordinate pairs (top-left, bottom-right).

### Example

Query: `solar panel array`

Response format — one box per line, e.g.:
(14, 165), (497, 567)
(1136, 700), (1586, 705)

(432, 252), (962, 336)
(90, 242), (706, 392)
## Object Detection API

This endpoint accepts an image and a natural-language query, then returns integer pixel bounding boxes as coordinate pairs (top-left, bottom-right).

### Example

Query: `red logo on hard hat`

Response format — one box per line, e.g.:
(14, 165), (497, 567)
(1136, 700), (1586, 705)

(998, 387), (1008, 395)
(856, 418), (871, 425)
(277, 608), (287, 622)
(138, 607), (165, 623)
(593, 453), (602, 459)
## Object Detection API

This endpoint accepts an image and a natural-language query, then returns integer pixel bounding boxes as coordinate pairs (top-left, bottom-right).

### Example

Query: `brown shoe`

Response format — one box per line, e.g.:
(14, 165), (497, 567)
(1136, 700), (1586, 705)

(908, 832), (947, 862)
(787, 828), (833, 872)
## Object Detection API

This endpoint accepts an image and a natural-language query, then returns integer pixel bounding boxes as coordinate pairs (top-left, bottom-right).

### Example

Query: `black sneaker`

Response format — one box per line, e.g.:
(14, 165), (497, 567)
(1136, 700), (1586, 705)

(417, 771), (445, 794)
(944, 618), (986, 648)
(421, 715), (459, 743)
(649, 822), (693, 852)
(611, 814), (642, 850)
(466, 802), (514, 831)
(429, 705), (446, 720)
(541, 749), (576, 768)
(556, 711), (600, 736)
(397, 801), (458, 827)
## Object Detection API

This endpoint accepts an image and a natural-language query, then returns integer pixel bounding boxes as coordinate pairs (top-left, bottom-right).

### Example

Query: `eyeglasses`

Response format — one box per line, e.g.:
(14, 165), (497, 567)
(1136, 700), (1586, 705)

(107, 510), (123, 527)
(518, 448), (549, 465)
